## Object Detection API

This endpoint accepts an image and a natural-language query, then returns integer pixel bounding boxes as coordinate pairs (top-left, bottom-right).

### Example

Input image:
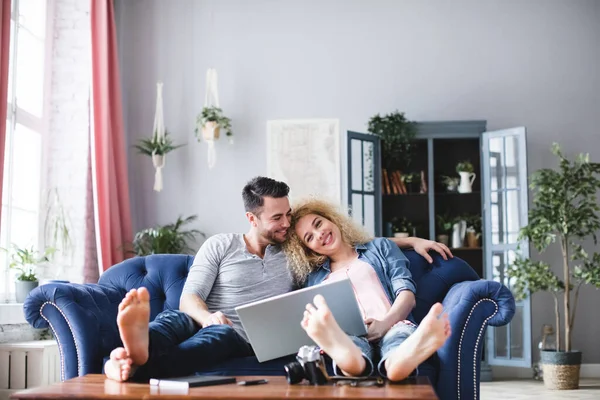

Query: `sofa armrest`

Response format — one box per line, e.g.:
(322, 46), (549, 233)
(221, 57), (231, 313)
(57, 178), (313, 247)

(23, 282), (124, 380)
(436, 280), (515, 400)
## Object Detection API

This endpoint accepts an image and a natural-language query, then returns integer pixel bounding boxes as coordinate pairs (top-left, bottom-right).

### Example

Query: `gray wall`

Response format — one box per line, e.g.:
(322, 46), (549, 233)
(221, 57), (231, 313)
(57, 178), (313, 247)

(115, 0), (600, 363)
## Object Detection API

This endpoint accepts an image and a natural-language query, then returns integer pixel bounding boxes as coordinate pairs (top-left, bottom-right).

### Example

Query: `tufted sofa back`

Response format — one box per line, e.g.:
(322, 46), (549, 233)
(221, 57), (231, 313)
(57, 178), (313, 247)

(99, 254), (194, 321)
(98, 251), (480, 323)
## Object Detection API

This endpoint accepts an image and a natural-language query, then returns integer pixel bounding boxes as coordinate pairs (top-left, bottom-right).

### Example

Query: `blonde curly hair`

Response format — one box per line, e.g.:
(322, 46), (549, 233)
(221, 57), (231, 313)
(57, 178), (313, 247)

(283, 198), (372, 283)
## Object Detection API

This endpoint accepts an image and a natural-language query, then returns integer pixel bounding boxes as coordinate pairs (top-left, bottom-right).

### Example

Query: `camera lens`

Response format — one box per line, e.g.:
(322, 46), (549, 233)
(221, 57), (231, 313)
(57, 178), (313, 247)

(284, 361), (305, 384)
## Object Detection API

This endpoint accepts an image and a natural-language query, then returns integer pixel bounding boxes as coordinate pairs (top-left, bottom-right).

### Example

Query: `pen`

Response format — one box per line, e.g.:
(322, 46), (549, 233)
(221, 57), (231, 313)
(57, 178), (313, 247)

(237, 379), (268, 386)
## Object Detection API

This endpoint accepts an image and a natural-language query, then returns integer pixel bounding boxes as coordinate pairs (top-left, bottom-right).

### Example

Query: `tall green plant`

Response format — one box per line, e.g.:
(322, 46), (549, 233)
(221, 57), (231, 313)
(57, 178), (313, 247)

(507, 143), (600, 352)
(131, 215), (204, 256)
(367, 111), (416, 171)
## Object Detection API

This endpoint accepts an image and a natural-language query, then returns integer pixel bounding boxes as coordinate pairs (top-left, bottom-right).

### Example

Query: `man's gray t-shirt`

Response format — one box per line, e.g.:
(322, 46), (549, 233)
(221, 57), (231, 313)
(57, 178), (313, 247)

(181, 233), (294, 342)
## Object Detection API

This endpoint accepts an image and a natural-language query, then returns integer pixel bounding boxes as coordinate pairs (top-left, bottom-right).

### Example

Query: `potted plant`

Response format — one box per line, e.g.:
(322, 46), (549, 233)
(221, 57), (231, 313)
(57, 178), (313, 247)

(195, 106), (232, 142)
(367, 111), (416, 172)
(465, 214), (482, 248)
(436, 214), (454, 246)
(5, 245), (56, 303)
(456, 160), (476, 193)
(129, 215), (205, 256)
(390, 217), (414, 238)
(507, 143), (600, 390)
(441, 175), (460, 192)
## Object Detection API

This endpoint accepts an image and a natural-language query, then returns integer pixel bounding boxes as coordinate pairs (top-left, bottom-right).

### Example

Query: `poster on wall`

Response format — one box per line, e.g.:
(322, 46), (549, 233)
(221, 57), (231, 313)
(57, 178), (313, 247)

(267, 119), (341, 203)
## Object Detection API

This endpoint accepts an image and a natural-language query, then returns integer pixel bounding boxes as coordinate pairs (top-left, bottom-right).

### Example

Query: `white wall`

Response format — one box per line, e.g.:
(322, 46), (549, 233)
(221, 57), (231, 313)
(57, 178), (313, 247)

(115, 0), (600, 362)
(42, 0), (91, 284)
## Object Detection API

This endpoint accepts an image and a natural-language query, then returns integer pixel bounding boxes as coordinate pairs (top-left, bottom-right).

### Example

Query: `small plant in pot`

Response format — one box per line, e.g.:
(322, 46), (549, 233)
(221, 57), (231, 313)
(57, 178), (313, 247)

(4, 245), (56, 303)
(195, 106), (232, 142)
(436, 214), (454, 246)
(465, 214), (482, 248)
(134, 130), (183, 171)
(456, 160), (476, 193)
(390, 217), (414, 238)
(441, 175), (460, 192)
(507, 143), (600, 390)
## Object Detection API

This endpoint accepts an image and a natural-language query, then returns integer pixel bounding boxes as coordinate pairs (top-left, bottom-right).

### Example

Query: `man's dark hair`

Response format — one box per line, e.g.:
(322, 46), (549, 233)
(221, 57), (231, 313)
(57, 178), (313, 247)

(242, 176), (290, 215)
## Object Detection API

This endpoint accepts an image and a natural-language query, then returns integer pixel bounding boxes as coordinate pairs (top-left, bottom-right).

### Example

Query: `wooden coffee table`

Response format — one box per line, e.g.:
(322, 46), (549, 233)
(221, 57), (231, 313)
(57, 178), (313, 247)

(10, 374), (438, 399)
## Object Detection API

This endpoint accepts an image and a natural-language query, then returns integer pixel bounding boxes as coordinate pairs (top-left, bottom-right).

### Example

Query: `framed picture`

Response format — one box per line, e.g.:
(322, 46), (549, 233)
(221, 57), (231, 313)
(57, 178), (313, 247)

(267, 119), (341, 203)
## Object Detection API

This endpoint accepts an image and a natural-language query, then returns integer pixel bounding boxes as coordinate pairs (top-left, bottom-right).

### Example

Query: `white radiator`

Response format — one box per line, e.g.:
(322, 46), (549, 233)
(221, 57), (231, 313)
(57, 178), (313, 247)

(0, 340), (60, 400)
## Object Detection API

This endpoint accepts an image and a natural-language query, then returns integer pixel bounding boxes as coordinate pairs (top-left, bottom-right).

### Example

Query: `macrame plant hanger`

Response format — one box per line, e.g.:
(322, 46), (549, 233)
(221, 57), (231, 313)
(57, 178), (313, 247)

(152, 82), (166, 192)
(204, 68), (219, 169)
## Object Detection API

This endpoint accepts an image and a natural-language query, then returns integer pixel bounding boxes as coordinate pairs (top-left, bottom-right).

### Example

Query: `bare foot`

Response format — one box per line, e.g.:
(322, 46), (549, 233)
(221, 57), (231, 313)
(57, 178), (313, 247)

(301, 295), (366, 376)
(104, 347), (132, 382)
(385, 303), (451, 381)
(117, 288), (151, 366)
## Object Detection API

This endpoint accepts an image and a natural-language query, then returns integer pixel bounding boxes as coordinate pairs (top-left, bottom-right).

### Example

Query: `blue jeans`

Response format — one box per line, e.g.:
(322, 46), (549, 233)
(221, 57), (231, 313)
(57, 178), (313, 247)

(331, 321), (417, 378)
(131, 310), (253, 381)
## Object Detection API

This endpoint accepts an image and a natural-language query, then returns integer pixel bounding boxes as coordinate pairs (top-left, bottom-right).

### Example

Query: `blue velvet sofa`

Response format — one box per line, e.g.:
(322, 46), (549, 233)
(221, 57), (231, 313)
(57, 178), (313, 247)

(23, 250), (514, 399)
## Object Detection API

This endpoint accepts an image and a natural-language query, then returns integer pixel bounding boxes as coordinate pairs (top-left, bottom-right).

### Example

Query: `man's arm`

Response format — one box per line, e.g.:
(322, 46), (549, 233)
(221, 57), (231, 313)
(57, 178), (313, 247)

(180, 293), (231, 327)
(389, 236), (453, 263)
(179, 235), (232, 327)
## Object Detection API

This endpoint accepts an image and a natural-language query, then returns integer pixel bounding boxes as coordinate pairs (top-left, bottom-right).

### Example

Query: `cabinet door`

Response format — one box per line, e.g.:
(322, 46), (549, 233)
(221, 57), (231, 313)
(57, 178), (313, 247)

(482, 127), (531, 367)
(347, 131), (381, 236)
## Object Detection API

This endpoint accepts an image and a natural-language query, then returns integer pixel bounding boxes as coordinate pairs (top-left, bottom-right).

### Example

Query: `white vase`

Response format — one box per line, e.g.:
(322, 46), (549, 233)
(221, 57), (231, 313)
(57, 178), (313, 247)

(451, 220), (467, 248)
(458, 171), (476, 193)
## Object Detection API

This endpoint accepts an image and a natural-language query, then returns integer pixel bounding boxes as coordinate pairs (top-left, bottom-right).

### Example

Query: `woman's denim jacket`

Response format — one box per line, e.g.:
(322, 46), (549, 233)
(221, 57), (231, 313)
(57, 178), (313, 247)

(305, 238), (416, 320)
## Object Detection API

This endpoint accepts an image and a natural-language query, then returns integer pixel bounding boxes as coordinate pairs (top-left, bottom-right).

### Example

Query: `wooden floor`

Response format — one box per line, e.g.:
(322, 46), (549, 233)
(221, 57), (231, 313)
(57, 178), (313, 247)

(481, 379), (600, 399)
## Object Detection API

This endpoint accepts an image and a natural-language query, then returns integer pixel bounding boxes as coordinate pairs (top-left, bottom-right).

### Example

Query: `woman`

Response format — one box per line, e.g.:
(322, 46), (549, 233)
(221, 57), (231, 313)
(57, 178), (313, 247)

(284, 198), (451, 381)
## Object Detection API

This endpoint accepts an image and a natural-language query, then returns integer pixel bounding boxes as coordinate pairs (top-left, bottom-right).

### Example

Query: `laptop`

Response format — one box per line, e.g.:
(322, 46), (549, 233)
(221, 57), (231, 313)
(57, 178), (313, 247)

(235, 278), (367, 362)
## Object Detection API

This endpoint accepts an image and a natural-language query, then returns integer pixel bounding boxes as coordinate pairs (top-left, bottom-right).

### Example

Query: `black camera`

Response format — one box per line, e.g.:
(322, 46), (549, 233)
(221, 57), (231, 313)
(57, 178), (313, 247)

(284, 345), (330, 385)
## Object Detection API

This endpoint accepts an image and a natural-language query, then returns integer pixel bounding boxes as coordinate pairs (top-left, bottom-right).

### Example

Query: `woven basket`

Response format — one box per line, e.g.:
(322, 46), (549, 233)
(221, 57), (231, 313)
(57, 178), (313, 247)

(541, 350), (581, 390)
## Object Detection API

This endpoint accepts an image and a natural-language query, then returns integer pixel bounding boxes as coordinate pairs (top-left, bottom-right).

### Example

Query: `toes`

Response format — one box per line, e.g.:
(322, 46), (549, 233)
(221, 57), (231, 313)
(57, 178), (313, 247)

(428, 303), (444, 318)
(137, 287), (150, 302)
(306, 303), (317, 314)
(111, 347), (128, 361)
(313, 295), (328, 309)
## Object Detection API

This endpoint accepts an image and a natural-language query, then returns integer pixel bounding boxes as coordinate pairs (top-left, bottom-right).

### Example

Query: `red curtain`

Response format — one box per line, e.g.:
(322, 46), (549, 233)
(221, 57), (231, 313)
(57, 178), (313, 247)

(0, 0), (11, 227)
(90, 0), (132, 271)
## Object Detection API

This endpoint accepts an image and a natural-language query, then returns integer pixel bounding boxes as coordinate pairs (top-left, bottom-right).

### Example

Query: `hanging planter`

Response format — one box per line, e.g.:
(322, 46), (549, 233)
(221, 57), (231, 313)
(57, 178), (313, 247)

(134, 82), (182, 192)
(194, 69), (233, 169)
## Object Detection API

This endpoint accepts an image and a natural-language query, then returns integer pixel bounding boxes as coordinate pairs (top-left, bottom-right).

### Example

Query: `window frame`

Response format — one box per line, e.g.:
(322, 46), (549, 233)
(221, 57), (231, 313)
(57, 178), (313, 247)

(1, 0), (53, 303)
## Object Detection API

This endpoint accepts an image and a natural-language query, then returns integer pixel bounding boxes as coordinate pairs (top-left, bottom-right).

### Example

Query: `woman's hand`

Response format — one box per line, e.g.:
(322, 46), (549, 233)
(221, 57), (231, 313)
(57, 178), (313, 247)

(364, 318), (391, 342)
(412, 238), (453, 263)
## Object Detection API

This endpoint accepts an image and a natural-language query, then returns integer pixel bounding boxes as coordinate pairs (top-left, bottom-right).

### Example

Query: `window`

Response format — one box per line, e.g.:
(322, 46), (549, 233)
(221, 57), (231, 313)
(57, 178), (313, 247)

(1, 0), (48, 303)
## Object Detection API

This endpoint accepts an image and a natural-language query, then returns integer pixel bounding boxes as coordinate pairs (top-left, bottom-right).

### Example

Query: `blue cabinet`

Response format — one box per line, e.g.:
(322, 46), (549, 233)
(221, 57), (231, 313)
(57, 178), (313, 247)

(347, 121), (531, 368)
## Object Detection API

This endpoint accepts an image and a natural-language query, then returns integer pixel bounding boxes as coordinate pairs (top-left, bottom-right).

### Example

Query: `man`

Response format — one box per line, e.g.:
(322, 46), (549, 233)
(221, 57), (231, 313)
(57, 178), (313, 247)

(105, 177), (452, 382)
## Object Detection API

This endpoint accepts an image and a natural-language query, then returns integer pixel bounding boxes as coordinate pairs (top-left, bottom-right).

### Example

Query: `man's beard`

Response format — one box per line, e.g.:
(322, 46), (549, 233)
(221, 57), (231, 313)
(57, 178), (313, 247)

(262, 229), (286, 245)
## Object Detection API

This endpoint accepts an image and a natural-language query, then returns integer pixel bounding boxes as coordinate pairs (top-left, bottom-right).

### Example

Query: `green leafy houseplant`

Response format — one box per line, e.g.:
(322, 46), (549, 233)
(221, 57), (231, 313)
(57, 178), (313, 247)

(130, 215), (205, 256)
(456, 160), (474, 174)
(195, 106), (232, 140)
(134, 130), (183, 156)
(436, 214), (455, 234)
(6, 245), (56, 281)
(507, 143), (600, 355)
(367, 111), (416, 171)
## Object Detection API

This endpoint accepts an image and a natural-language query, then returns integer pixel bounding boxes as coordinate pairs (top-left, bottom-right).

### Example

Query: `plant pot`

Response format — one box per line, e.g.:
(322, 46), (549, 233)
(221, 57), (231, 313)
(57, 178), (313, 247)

(541, 350), (582, 390)
(152, 153), (165, 169)
(202, 121), (221, 141)
(437, 234), (449, 246)
(458, 171), (476, 193)
(15, 280), (39, 303)
(394, 232), (410, 238)
(466, 231), (481, 248)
